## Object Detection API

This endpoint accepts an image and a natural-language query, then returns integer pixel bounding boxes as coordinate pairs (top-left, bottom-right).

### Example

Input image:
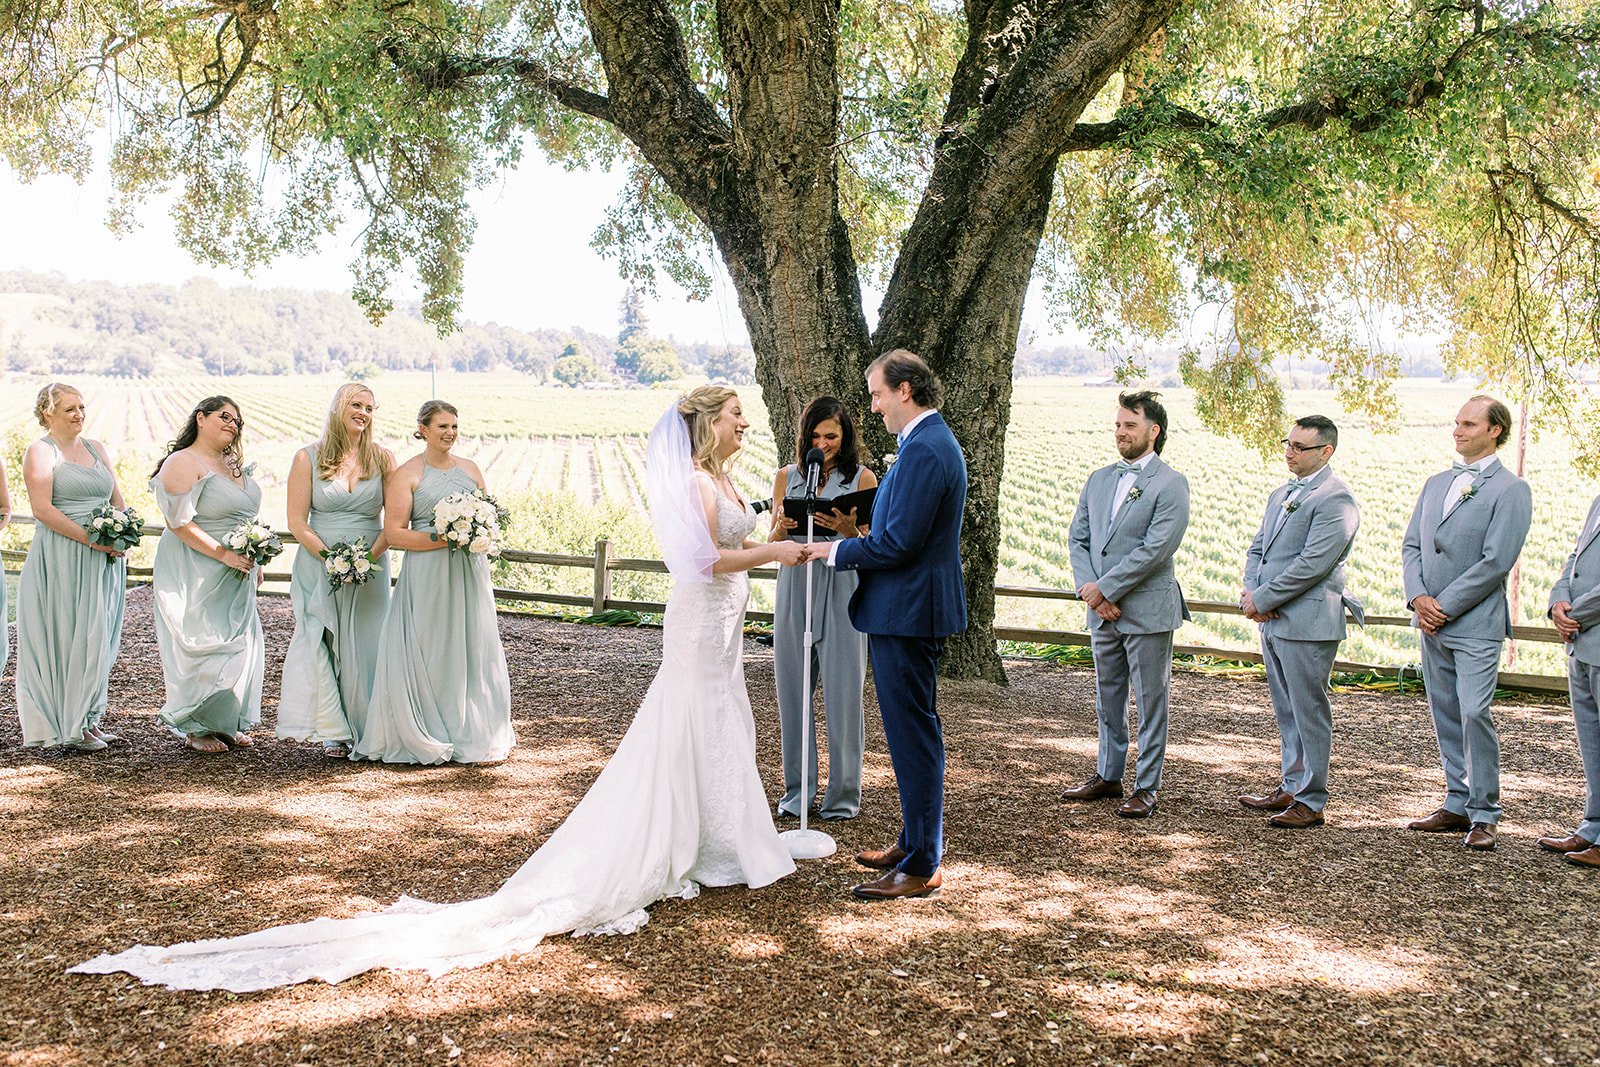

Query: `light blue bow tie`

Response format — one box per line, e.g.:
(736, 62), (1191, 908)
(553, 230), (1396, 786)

(1114, 461), (1141, 476)
(1451, 461), (1482, 476)
(1286, 477), (1310, 492)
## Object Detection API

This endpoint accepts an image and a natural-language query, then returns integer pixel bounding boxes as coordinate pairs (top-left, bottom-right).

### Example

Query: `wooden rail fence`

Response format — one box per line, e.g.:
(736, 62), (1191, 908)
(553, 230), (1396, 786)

(2, 515), (1569, 693)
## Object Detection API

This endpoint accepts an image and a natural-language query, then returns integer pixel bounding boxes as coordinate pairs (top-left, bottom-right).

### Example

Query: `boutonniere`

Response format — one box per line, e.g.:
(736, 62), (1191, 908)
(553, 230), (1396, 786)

(1283, 499), (1301, 514)
(1458, 485), (1477, 503)
(883, 452), (898, 471)
(1126, 486), (1143, 501)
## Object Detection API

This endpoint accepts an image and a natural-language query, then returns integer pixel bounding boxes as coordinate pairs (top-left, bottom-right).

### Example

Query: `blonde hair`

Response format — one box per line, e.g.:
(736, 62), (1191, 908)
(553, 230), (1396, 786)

(316, 382), (389, 481)
(677, 384), (739, 476)
(34, 382), (82, 427)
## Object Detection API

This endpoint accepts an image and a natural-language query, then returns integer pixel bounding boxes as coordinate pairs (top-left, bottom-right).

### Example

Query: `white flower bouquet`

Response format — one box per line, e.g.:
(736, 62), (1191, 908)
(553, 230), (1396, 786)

(432, 489), (509, 557)
(84, 503), (145, 565)
(222, 519), (284, 579)
(321, 537), (376, 591)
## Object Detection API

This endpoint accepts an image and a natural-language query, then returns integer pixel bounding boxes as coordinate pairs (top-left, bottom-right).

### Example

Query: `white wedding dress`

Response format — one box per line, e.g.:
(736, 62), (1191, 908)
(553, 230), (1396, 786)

(71, 491), (795, 992)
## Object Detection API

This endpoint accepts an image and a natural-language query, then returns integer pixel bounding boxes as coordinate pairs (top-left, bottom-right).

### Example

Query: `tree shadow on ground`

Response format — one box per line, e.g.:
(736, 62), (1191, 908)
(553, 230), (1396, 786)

(2, 595), (1595, 1065)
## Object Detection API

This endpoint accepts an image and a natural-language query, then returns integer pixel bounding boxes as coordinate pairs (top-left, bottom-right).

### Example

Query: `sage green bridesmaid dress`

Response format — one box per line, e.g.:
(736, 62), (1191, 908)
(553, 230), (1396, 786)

(15, 439), (127, 746)
(351, 464), (514, 765)
(277, 446), (391, 745)
(150, 469), (266, 738)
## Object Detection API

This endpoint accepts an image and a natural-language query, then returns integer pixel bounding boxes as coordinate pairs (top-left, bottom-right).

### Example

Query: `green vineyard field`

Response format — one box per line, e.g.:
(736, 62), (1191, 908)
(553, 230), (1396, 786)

(4, 372), (1593, 675)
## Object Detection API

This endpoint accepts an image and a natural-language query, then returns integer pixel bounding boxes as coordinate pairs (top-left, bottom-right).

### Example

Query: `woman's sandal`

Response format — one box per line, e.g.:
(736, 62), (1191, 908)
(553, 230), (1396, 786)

(227, 732), (255, 748)
(186, 734), (229, 754)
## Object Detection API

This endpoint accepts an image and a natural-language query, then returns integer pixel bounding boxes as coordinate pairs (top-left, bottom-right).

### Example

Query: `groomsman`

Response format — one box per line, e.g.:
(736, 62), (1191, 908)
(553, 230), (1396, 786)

(1063, 391), (1190, 818)
(1401, 395), (1531, 851)
(1237, 416), (1362, 829)
(1541, 492), (1600, 868)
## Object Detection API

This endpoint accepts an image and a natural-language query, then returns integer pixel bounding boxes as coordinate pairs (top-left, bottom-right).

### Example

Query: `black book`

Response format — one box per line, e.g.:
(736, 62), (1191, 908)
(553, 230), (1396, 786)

(780, 486), (876, 528)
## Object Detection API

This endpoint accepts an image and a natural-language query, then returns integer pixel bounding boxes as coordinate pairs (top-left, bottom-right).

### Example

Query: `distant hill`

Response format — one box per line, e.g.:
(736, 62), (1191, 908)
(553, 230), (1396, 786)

(0, 271), (755, 381)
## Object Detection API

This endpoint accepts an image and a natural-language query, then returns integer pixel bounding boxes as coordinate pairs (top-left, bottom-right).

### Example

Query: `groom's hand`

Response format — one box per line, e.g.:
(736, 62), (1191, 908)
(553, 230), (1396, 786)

(798, 542), (831, 564)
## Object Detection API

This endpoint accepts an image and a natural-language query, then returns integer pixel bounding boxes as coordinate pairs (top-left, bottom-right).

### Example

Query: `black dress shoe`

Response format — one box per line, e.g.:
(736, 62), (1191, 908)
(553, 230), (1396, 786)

(855, 844), (909, 870)
(1115, 789), (1157, 819)
(851, 868), (942, 900)
(1060, 774), (1125, 802)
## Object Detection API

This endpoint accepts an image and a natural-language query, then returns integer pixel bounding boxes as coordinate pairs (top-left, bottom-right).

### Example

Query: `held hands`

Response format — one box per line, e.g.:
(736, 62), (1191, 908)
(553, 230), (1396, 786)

(797, 542), (832, 564)
(769, 539), (807, 567)
(1411, 594), (1449, 635)
(1552, 601), (1581, 641)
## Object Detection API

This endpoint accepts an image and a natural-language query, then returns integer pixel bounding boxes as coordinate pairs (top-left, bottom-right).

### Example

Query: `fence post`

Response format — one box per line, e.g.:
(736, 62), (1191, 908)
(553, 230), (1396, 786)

(592, 538), (613, 615)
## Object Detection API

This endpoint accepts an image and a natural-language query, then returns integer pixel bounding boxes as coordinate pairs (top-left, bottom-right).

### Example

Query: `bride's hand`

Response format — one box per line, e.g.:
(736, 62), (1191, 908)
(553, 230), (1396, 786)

(769, 540), (807, 566)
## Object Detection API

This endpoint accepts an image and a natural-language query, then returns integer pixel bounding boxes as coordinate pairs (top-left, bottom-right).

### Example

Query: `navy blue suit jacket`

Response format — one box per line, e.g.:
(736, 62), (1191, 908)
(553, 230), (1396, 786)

(833, 411), (968, 638)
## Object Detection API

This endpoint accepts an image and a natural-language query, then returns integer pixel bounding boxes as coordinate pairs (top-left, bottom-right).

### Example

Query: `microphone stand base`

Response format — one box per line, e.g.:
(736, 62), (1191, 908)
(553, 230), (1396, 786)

(780, 828), (838, 860)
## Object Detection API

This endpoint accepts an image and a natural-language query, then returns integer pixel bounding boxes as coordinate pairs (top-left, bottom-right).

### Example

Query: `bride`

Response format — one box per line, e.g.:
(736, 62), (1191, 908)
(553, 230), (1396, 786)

(72, 385), (808, 991)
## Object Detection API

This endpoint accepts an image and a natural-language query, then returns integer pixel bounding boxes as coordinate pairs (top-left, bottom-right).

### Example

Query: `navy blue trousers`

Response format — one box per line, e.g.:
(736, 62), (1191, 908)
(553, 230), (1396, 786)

(868, 633), (946, 877)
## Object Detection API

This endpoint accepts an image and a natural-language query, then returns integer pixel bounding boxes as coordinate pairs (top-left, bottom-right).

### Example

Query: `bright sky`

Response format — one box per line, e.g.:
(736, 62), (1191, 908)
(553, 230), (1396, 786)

(1, 153), (1086, 351)
(0, 154), (759, 346)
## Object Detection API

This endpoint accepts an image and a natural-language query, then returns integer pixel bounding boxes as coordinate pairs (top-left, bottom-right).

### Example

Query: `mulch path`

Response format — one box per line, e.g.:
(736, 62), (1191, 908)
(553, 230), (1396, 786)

(1, 590), (1595, 1066)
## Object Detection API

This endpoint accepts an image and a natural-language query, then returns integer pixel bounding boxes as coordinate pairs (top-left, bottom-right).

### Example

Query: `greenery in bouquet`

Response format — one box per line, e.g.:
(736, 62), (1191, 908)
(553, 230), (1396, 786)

(321, 538), (377, 591)
(222, 519), (284, 580)
(432, 489), (507, 557)
(84, 503), (145, 564)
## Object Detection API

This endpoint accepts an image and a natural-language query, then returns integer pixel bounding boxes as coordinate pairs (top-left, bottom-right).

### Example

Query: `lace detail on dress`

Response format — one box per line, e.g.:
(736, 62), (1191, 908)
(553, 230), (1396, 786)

(69, 483), (793, 992)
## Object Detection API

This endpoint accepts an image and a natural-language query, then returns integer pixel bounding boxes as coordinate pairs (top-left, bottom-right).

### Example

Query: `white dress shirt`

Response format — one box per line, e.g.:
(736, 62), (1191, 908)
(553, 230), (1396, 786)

(1444, 455), (1499, 517)
(1108, 450), (1155, 527)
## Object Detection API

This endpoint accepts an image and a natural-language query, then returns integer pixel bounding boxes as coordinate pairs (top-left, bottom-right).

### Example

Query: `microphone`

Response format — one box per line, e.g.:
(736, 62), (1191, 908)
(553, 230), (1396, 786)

(804, 448), (825, 500)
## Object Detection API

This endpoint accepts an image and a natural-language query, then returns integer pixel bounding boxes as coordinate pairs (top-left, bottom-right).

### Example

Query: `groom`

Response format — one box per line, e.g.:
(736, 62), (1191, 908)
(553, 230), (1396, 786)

(803, 349), (967, 901)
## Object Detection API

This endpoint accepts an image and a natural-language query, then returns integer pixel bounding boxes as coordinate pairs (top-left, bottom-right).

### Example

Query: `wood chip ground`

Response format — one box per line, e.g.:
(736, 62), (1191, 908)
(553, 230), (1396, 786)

(1, 589), (1595, 1065)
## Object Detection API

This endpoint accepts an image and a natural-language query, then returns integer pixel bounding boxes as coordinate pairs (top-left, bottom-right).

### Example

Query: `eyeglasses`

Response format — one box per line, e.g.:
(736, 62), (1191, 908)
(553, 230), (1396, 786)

(1280, 439), (1326, 453)
(213, 411), (244, 429)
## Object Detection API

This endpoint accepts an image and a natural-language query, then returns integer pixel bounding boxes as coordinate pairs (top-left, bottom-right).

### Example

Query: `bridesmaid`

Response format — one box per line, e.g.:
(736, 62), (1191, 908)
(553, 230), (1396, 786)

(768, 395), (877, 819)
(149, 396), (266, 755)
(352, 400), (514, 765)
(278, 383), (394, 755)
(0, 456), (10, 683)
(15, 384), (130, 751)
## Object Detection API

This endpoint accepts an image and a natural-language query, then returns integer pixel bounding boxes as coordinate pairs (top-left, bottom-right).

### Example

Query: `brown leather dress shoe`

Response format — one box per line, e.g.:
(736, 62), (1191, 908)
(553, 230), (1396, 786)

(1407, 807), (1472, 833)
(1463, 822), (1498, 851)
(1562, 845), (1600, 868)
(1060, 774), (1124, 802)
(1115, 789), (1157, 819)
(1239, 787), (1294, 812)
(855, 844), (909, 870)
(1267, 801), (1325, 829)
(851, 868), (942, 901)
(1536, 833), (1594, 854)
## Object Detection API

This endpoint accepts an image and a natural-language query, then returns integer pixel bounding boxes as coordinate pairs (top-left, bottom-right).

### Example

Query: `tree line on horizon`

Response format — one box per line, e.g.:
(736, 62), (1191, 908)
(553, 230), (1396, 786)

(0, 271), (759, 385)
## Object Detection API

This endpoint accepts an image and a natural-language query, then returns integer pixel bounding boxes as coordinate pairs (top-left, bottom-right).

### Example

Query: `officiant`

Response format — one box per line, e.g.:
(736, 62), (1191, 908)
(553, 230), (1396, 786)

(768, 395), (878, 821)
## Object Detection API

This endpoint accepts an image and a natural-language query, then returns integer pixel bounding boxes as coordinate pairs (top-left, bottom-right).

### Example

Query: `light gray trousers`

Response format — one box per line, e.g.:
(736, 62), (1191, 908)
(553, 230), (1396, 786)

(1421, 633), (1504, 825)
(1089, 626), (1173, 793)
(1261, 633), (1340, 811)
(1567, 655), (1600, 842)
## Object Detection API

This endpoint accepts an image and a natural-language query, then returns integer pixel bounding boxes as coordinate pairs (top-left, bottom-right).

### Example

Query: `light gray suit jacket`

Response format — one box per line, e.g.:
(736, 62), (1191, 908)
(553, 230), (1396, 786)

(1244, 467), (1363, 642)
(1068, 453), (1191, 635)
(1550, 494), (1600, 667)
(1401, 460), (1532, 639)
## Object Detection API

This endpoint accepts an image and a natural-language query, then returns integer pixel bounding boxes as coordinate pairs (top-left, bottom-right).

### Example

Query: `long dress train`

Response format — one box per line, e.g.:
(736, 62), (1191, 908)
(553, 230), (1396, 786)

(70, 490), (794, 991)
(15, 439), (127, 745)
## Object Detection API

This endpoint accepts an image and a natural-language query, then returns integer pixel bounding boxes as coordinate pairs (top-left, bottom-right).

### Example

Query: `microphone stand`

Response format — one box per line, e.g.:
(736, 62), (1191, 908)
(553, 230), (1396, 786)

(781, 462), (837, 861)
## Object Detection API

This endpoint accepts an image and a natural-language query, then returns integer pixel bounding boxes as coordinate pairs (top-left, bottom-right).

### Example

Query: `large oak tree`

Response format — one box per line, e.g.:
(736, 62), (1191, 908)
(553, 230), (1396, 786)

(5, 0), (1596, 680)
